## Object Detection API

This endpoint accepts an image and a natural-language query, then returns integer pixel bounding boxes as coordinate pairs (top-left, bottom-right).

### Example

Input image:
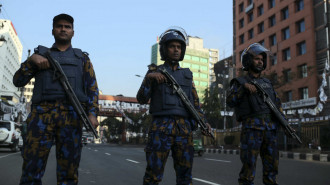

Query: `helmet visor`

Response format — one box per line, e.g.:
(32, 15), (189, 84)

(245, 43), (271, 57)
(159, 26), (188, 45)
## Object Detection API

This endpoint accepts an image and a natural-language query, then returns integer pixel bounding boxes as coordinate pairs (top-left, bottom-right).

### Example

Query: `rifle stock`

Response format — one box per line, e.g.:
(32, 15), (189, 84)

(45, 51), (99, 138)
(159, 68), (215, 140)
(250, 80), (302, 144)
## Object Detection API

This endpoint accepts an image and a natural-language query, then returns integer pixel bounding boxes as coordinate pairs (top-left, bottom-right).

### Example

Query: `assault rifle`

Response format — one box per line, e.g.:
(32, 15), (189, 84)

(159, 67), (215, 140)
(45, 51), (99, 138)
(250, 80), (302, 144)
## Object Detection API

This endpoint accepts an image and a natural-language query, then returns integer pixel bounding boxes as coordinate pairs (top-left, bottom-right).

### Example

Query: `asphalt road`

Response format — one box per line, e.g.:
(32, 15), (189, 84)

(1, 144), (330, 185)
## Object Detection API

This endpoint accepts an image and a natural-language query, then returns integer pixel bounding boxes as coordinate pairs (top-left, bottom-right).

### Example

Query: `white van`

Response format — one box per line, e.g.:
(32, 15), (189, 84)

(0, 120), (23, 152)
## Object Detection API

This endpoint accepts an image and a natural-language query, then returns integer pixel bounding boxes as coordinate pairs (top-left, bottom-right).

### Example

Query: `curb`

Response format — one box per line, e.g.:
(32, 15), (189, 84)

(204, 148), (330, 162)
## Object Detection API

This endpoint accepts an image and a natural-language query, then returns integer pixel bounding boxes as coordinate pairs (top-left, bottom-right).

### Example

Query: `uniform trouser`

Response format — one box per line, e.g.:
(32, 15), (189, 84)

(239, 129), (279, 185)
(143, 131), (194, 185)
(20, 106), (83, 185)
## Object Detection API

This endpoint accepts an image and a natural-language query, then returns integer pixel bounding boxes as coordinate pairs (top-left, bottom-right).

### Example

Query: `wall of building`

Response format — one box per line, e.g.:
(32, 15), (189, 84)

(234, 0), (319, 105)
(233, 0), (330, 147)
(0, 19), (23, 102)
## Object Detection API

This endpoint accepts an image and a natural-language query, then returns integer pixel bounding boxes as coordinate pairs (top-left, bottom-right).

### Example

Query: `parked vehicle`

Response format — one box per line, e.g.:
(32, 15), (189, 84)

(0, 120), (23, 152)
(193, 129), (204, 156)
(81, 136), (87, 146)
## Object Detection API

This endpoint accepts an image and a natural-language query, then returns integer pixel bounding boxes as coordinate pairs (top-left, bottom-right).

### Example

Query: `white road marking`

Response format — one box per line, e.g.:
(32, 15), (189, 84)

(94, 150), (98, 152)
(204, 158), (231, 163)
(193, 178), (221, 185)
(126, 159), (140, 163)
(105, 153), (111, 156)
(0, 152), (19, 159)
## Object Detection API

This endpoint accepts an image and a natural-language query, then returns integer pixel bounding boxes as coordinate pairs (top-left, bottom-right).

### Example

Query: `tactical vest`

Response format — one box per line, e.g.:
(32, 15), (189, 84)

(231, 76), (276, 121)
(149, 65), (194, 117)
(31, 45), (88, 104)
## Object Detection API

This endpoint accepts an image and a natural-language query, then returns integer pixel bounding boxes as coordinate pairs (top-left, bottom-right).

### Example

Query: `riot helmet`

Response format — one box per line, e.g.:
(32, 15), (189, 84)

(159, 26), (188, 61)
(241, 43), (270, 71)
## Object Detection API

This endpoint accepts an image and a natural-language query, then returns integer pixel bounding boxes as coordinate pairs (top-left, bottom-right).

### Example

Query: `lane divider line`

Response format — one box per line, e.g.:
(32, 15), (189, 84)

(105, 153), (111, 156)
(126, 159), (140, 163)
(204, 158), (231, 163)
(0, 152), (20, 159)
(193, 178), (221, 185)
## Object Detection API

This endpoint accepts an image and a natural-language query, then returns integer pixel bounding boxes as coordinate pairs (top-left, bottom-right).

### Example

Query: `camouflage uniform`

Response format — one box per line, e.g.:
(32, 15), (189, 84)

(13, 45), (99, 185)
(227, 74), (284, 185)
(137, 65), (205, 185)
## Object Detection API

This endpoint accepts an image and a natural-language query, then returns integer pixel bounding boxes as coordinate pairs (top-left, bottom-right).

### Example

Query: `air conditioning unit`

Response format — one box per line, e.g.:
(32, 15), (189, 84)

(245, 3), (254, 13)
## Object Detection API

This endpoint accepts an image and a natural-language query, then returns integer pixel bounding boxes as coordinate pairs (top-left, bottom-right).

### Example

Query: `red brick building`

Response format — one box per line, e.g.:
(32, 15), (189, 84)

(233, 0), (330, 148)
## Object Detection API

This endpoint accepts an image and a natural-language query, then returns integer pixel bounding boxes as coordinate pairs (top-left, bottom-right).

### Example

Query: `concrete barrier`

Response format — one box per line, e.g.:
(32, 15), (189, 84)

(320, 154), (328, 162)
(306, 153), (313, 161)
(281, 152), (288, 158)
(204, 148), (329, 163)
(293, 153), (300, 160)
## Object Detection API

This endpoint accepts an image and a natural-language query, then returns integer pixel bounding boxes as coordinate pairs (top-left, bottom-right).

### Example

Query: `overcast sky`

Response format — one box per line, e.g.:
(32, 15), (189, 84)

(1, 0), (233, 97)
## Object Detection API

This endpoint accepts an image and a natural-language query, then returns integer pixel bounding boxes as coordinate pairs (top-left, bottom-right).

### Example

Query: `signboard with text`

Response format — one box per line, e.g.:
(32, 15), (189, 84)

(282, 97), (317, 109)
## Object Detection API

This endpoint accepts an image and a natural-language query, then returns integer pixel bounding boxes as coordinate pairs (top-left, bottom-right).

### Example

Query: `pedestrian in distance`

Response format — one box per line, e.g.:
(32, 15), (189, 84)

(226, 43), (286, 185)
(13, 13), (99, 185)
(136, 26), (211, 185)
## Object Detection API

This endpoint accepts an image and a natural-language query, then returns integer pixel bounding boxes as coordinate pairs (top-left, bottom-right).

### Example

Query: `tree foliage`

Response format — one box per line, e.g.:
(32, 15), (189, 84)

(100, 117), (123, 141)
(202, 86), (223, 129)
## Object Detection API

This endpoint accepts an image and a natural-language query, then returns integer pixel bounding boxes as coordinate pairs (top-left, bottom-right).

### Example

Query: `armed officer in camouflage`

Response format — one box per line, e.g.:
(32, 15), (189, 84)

(226, 43), (285, 185)
(13, 14), (99, 185)
(136, 27), (210, 185)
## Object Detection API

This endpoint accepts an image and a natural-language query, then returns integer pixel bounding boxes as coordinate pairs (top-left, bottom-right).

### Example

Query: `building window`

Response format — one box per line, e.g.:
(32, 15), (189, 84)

(300, 87), (309, 99)
(200, 58), (208, 63)
(283, 69), (292, 82)
(248, 0), (253, 5)
(259, 40), (265, 46)
(285, 91), (293, 102)
(271, 53), (277, 65)
(296, 19), (305, 33)
(271, 73), (278, 84)
(282, 7), (289, 20)
(200, 81), (208, 87)
(299, 64), (308, 78)
(192, 56), (200, 62)
(282, 27), (290, 40)
(269, 0), (275, 9)
(239, 3), (244, 13)
(239, 34), (244, 44)
(258, 5), (264, 16)
(248, 12), (253, 23)
(269, 15), (276, 27)
(248, 28), (254, 39)
(283, 48), (291, 61)
(200, 73), (208, 78)
(297, 41), (306, 55)
(269, 34), (277, 46)
(239, 18), (244, 28)
(296, 0), (304, 12)
(258, 22), (264, 33)
(192, 64), (199, 69)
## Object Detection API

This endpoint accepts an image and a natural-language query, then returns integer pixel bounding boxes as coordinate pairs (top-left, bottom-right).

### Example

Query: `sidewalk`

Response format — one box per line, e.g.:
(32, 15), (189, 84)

(204, 148), (330, 163)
